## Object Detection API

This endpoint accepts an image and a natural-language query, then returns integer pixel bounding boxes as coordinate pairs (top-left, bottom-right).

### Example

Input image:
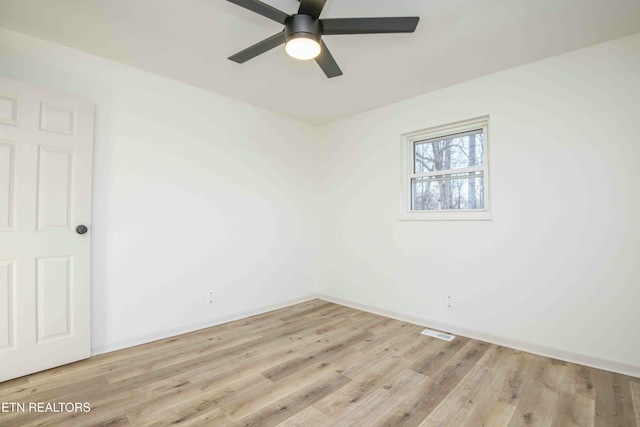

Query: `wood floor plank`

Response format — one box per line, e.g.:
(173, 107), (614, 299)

(399, 329), (452, 361)
(262, 331), (373, 382)
(409, 335), (468, 376)
(221, 348), (357, 422)
(593, 370), (637, 427)
(415, 339), (491, 414)
(366, 372), (434, 427)
(418, 366), (493, 426)
(362, 316), (398, 335)
(498, 350), (533, 407)
(313, 351), (410, 417)
(0, 299), (636, 426)
(371, 339), (491, 426)
(150, 407), (234, 427)
(507, 356), (566, 427)
(436, 347), (522, 427)
(360, 324), (424, 361)
(346, 369), (429, 427)
(551, 391), (595, 427)
(276, 406), (329, 427)
(235, 373), (351, 426)
(278, 301), (341, 321)
(631, 380), (640, 426)
(463, 400), (516, 427)
(566, 363), (597, 400)
(104, 331), (261, 383)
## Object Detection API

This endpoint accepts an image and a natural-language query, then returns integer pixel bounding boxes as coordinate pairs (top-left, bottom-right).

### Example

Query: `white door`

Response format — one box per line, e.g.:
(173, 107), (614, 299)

(0, 75), (94, 382)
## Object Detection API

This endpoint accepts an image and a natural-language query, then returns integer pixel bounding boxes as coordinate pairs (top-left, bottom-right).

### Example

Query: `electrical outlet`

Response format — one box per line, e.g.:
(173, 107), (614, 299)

(447, 295), (453, 308)
(208, 291), (214, 304)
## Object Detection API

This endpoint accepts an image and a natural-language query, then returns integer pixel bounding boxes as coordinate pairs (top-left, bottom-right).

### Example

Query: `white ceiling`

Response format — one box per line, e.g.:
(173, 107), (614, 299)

(0, 0), (639, 124)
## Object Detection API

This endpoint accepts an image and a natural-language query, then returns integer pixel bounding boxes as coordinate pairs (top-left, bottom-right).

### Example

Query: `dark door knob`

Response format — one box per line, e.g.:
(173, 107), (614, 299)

(76, 225), (88, 235)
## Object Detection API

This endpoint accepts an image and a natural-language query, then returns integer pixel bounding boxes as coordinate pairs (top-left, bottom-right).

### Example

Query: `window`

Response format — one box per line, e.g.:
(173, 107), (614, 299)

(401, 116), (491, 220)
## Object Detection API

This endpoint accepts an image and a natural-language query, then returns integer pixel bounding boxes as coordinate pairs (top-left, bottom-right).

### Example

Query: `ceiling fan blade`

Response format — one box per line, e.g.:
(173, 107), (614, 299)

(298, 0), (326, 19)
(226, 0), (289, 24)
(315, 41), (342, 78)
(228, 31), (286, 63)
(322, 17), (419, 35)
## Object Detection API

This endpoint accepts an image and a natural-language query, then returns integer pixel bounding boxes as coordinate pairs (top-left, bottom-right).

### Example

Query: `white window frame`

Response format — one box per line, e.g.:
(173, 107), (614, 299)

(400, 116), (492, 221)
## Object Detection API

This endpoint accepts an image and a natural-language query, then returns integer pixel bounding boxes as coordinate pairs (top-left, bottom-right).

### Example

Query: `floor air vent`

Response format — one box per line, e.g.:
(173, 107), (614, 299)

(421, 329), (455, 341)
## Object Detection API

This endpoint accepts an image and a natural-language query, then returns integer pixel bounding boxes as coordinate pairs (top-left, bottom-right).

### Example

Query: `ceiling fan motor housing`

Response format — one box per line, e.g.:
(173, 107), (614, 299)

(285, 14), (323, 44)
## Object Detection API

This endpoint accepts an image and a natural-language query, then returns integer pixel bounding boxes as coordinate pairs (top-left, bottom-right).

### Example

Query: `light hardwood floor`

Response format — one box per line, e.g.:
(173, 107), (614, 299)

(0, 299), (638, 426)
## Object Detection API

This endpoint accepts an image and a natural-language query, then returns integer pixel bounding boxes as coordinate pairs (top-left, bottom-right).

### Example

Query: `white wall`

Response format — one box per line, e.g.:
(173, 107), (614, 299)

(318, 33), (640, 373)
(0, 28), (319, 353)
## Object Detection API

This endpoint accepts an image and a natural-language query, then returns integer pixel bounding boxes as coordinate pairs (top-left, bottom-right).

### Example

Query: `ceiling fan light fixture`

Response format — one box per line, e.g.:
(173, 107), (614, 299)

(227, 0), (420, 78)
(285, 34), (321, 60)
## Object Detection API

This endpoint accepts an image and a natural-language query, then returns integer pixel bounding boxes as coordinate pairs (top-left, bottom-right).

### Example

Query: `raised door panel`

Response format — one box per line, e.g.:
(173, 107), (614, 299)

(37, 146), (74, 230)
(0, 260), (15, 350)
(36, 256), (72, 342)
(0, 95), (19, 126)
(40, 103), (76, 135)
(0, 142), (15, 231)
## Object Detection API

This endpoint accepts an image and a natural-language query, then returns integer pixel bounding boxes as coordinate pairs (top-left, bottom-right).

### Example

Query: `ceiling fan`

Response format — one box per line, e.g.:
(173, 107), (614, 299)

(226, 0), (420, 78)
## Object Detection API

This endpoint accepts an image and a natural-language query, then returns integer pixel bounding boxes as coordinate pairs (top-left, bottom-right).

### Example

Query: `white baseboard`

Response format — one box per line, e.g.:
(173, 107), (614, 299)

(316, 293), (640, 378)
(91, 295), (317, 356)
(92, 293), (639, 378)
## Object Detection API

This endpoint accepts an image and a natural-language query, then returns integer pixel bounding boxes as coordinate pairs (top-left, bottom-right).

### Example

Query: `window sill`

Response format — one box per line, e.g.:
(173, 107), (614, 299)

(399, 210), (493, 221)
